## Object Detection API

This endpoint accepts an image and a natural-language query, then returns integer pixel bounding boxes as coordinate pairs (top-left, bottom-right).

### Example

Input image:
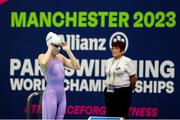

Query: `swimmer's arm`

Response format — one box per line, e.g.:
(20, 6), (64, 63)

(38, 51), (50, 65)
(38, 54), (49, 72)
(38, 47), (52, 71)
(59, 51), (80, 70)
(38, 44), (54, 66)
(60, 42), (80, 69)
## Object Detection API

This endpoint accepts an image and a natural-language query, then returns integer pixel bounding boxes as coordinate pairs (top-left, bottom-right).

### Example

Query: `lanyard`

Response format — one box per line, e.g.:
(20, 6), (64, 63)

(109, 58), (120, 81)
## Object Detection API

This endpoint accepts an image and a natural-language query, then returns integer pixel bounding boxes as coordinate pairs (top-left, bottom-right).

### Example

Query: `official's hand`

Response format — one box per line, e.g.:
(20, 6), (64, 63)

(130, 75), (137, 89)
(130, 80), (136, 89)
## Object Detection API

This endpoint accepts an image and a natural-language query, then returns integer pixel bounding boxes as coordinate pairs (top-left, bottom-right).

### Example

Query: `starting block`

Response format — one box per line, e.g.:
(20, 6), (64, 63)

(88, 116), (125, 120)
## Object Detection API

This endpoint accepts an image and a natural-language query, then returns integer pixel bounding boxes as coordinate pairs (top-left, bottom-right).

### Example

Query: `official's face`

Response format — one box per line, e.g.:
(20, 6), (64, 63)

(111, 46), (123, 58)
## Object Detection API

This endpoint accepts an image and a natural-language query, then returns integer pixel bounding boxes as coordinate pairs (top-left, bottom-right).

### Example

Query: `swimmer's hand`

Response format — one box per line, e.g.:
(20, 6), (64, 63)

(61, 42), (70, 52)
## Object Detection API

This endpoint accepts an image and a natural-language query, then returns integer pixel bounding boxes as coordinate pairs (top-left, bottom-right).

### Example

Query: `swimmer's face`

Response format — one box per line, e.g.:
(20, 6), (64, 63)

(51, 43), (61, 55)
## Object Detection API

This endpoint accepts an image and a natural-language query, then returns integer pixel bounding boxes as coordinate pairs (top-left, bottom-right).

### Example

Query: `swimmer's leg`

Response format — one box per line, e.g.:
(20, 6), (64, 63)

(42, 89), (57, 119)
(55, 93), (66, 119)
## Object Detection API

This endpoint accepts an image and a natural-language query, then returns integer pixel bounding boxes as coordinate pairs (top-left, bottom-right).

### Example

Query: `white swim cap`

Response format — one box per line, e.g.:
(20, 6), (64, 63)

(46, 32), (62, 46)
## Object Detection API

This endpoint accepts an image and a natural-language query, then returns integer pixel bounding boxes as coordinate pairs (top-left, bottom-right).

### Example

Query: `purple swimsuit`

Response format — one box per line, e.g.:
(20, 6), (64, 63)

(42, 58), (66, 119)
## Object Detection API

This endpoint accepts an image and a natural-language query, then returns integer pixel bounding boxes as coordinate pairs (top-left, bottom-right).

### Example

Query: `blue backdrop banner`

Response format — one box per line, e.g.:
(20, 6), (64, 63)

(0, 0), (179, 119)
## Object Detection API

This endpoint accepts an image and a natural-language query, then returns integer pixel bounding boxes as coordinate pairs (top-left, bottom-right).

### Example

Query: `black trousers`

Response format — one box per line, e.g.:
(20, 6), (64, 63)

(104, 86), (132, 119)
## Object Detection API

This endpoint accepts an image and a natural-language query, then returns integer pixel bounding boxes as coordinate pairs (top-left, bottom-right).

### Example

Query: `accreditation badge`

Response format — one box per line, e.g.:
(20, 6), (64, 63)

(107, 85), (114, 93)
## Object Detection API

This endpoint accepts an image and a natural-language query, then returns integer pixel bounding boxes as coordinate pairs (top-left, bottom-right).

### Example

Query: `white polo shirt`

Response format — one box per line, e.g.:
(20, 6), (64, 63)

(105, 56), (136, 88)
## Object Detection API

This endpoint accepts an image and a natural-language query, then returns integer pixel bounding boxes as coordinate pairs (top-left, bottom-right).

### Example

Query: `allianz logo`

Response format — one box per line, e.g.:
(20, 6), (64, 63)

(61, 32), (128, 51)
